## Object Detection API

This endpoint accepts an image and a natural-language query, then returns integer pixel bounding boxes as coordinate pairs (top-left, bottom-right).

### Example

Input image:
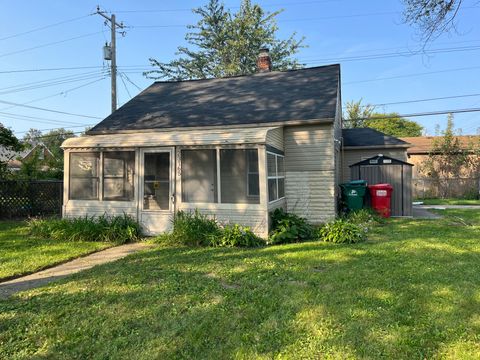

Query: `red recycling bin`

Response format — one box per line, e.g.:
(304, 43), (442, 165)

(368, 184), (393, 218)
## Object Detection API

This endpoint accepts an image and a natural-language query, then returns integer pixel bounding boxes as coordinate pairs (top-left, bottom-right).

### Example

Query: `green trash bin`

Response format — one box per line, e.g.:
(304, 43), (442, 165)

(340, 180), (368, 211)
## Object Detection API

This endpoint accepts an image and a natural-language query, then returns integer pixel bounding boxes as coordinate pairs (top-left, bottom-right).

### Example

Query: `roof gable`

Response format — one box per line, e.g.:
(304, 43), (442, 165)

(88, 64), (340, 134)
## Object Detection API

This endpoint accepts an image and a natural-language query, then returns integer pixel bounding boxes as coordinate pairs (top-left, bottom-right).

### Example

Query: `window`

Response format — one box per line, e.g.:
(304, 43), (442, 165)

(220, 149), (259, 204)
(69, 151), (135, 201)
(69, 153), (100, 200)
(267, 152), (285, 202)
(144, 152), (170, 210)
(103, 152), (135, 201)
(182, 149), (217, 203)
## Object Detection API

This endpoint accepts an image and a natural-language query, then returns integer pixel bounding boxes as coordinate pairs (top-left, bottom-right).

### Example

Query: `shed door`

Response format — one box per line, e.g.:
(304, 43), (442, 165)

(139, 148), (175, 234)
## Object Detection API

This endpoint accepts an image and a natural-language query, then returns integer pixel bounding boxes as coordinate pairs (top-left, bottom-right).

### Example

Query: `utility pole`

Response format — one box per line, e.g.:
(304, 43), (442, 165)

(96, 6), (125, 113)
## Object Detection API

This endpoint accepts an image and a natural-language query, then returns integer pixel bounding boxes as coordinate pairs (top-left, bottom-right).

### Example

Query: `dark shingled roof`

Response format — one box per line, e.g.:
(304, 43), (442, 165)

(88, 64), (340, 133)
(342, 128), (410, 147)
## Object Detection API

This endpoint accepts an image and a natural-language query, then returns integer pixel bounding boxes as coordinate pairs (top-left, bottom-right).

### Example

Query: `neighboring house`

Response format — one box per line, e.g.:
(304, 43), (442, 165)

(0, 143), (54, 171)
(341, 128), (411, 182)
(62, 54), (343, 237)
(400, 135), (480, 178)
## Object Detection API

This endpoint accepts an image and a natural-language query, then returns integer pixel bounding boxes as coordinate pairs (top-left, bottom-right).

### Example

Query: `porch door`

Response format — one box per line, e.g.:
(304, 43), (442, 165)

(139, 148), (175, 234)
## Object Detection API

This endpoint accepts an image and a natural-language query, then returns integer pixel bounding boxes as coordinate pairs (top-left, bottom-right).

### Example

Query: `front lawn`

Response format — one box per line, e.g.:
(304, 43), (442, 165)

(420, 198), (480, 206)
(1, 210), (480, 358)
(0, 221), (112, 281)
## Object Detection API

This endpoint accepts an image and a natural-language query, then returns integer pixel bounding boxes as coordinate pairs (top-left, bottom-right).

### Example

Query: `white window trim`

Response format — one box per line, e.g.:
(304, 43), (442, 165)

(267, 151), (285, 204)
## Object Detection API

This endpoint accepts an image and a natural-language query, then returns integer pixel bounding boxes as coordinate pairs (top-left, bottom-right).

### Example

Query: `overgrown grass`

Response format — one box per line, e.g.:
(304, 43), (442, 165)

(28, 214), (142, 245)
(419, 198), (480, 206)
(1, 209), (479, 358)
(0, 221), (111, 281)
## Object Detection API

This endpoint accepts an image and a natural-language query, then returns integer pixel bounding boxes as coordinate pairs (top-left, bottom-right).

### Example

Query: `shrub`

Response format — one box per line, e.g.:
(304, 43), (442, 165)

(211, 224), (264, 248)
(157, 210), (222, 246)
(268, 208), (314, 244)
(28, 214), (141, 244)
(319, 218), (367, 244)
(346, 208), (385, 226)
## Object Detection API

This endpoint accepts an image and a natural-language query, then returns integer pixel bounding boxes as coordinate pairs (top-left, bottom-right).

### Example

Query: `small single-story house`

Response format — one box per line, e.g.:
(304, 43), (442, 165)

(400, 135), (480, 178)
(341, 128), (411, 181)
(0, 143), (54, 171)
(62, 55), (343, 237)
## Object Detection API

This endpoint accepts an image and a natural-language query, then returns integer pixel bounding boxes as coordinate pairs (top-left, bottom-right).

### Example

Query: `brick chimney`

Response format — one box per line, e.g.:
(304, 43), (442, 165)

(256, 48), (272, 72)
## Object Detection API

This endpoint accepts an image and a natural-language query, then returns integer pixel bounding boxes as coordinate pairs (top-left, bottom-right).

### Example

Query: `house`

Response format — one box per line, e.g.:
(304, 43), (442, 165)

(400, 135), (480, 178)
(0, 143), (54, 172)
(341, 128), (411, 182)
(62, 52), (342, 237)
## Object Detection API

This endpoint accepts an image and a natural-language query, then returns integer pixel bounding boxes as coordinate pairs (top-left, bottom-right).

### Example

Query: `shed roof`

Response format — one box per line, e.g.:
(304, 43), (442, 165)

(342, 128), (409, 148)
(349, 154), (413, 167)
(62, 126), (279, 149)
(88, 64), (340, 134)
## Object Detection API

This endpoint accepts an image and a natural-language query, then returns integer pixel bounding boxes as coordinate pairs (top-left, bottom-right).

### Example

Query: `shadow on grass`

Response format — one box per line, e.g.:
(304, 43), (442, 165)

(1, 219), (480, 358)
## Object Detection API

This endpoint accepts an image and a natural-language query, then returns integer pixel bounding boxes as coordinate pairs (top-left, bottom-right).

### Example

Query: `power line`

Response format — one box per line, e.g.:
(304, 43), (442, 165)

(119, 73), (132, 99)
(343, 65), (480, 85)
(0, 31), (103, 58)
(363, 93), (480, 108)
(0, 112), (86, 126)
(0, 14), (92, 41)
(0, 100), (102, 119)
(14, 124), (96, 135)
(344, 107), (480, 122)
(119, 72), (143, 91)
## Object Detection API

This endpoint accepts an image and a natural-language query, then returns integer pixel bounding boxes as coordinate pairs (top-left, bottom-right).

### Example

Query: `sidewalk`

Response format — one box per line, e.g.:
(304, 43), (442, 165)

(0, 242), (152, 299)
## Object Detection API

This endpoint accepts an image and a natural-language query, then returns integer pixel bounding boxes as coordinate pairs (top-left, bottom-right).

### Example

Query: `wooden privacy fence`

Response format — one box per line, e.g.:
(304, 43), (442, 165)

(0, 180), (63, 219)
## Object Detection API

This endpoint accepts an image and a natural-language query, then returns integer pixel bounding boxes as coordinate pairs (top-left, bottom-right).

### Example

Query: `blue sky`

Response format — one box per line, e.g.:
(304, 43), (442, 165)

(0, 0), (479, 137)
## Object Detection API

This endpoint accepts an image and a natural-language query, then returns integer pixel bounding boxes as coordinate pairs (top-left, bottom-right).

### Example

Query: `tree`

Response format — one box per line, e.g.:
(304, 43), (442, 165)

(144, 0), (304, 80)
(403, 0), (464, 43)
(419, 114), (471, 198)
(22, 128), (42, 148)
(343, 99), (375, 128)
(0, 123), (23, 179)
(366, 113), (423, 137)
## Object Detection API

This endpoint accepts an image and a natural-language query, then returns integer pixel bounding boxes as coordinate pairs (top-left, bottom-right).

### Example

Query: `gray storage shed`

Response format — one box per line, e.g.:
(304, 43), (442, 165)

(350, 154), (413, 217)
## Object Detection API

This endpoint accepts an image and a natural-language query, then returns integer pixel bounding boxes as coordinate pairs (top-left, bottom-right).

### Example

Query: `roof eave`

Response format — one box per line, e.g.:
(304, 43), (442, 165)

(343, 144), (410, 150)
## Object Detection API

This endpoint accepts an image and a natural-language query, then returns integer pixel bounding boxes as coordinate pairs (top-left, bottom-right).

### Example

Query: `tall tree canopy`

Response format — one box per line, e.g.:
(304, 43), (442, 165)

(343, 100), (423, 137)
(403, 0), (464, 42)
(144, 0), (305, 80)
(0, 123), (23, 179)
(367, 113), (423, 137)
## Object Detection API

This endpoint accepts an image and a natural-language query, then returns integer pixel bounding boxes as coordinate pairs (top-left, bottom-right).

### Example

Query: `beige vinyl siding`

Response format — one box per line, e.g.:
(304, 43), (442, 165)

(342, 148), (408, 182)
(284, 124), (336, 223)
(333, 84), (342, 204)
(266, 127), (284, 151)
(63, 202), (137, 218)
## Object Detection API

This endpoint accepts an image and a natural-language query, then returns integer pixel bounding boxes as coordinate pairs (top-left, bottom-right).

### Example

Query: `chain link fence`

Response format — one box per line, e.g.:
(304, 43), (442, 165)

(413, 177), (480, 199)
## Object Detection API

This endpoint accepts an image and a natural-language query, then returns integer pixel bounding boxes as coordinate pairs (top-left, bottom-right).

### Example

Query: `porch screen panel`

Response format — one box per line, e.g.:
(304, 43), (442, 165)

(103, 152), (135, 201)
(220, 149), (259, 204)
(69, 152), (100, 200)
(144, 152), (170, 210)
(181, 150), (217, 203)
(267, 152), (285, 202)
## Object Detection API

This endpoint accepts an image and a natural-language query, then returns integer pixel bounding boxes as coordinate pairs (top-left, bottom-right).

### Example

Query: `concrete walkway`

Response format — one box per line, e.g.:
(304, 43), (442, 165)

(0, 243), (152, 299)
(416, 205), (480, 210)
(412, 206), (443, 219)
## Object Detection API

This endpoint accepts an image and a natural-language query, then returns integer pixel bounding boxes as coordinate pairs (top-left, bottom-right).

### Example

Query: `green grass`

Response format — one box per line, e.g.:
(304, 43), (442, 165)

(419, 198), (480, 206)
(1, 210), (480, 359)
(0, 221), (112, 281)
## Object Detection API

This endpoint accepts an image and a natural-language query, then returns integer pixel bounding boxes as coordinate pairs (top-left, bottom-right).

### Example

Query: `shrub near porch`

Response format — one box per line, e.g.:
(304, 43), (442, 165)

(1, 209), (479, 358)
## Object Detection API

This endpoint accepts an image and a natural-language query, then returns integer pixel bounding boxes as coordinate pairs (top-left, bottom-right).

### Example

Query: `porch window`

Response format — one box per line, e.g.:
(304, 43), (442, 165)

(181, 149), (217, 203)
(267, 152), (285, 202)
(220, 149), (259, 204)
(103, 152), (135, 201)
(69, 152), (100, 200)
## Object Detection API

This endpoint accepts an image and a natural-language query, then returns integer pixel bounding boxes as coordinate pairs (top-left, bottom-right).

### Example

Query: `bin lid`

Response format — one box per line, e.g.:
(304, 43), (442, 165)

(349, 180), (367, 186)
(368, 183), (393, 190)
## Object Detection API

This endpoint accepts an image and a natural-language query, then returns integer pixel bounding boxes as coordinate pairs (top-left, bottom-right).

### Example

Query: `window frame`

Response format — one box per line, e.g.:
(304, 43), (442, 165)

(246, 149), (260, 198)
(69, 152), (100, 201)
(266, 151), (286, 203)
(180, 146), (261, 206)
(68, 150), (135, 202)
(102, 151), (135, 202)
